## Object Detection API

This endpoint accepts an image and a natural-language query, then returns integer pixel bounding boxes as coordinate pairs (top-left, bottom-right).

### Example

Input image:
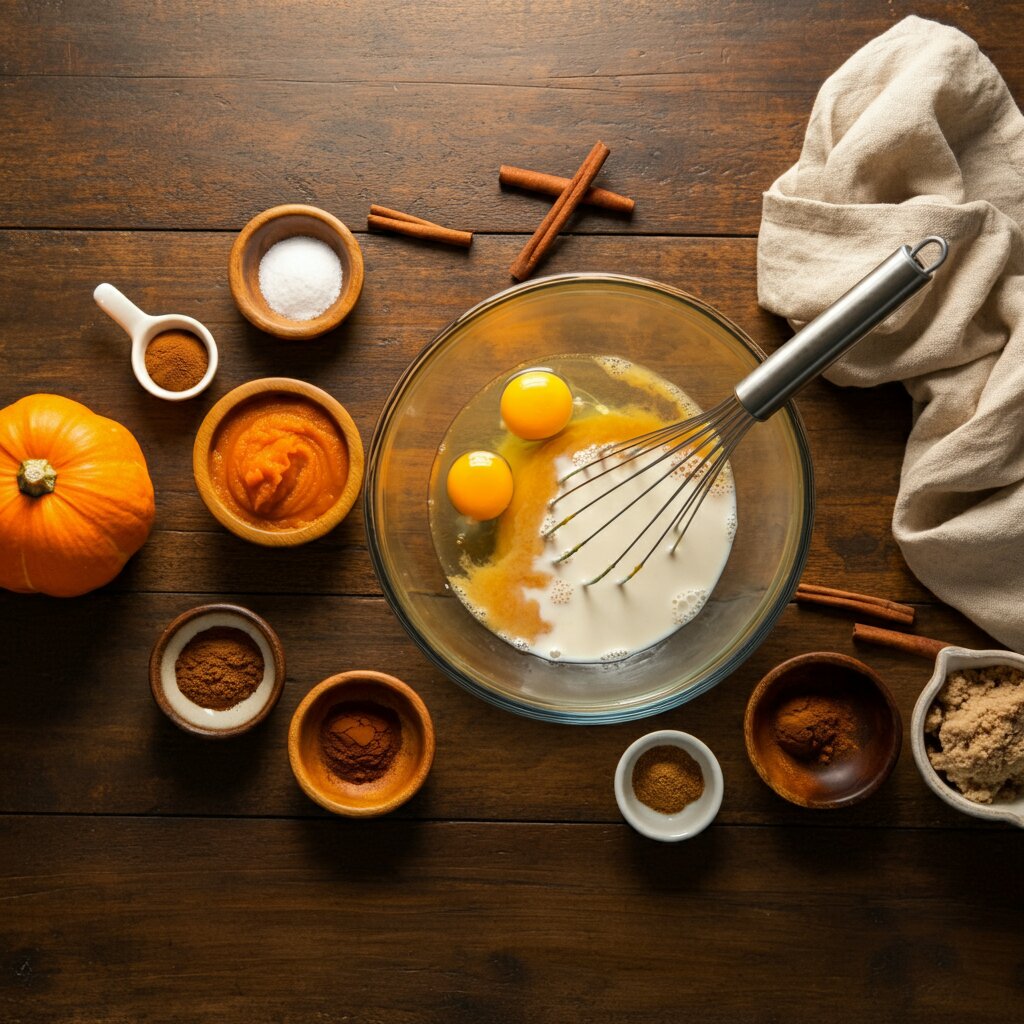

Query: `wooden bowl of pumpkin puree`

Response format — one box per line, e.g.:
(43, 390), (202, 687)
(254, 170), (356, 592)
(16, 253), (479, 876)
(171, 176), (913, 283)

(193, 377), (364, 546)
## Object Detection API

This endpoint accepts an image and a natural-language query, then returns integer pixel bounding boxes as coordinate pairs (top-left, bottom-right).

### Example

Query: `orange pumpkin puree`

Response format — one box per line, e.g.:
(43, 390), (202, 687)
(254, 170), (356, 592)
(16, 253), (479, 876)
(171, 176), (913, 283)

(209, 395), (349, 530)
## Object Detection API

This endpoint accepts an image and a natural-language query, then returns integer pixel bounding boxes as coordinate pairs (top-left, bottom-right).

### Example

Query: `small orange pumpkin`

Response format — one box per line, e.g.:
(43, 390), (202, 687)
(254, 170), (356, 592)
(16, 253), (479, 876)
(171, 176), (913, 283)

(0, 394), (156, 596)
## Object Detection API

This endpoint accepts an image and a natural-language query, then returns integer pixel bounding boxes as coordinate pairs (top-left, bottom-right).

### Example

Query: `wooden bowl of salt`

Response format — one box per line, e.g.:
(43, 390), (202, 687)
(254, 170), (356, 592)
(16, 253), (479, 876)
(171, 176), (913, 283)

(229, 204), (364, 340)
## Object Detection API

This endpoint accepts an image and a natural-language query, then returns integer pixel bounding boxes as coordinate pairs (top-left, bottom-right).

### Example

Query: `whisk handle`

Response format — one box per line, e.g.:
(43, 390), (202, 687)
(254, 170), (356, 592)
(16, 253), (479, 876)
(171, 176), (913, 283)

(735, 237), (948, 420)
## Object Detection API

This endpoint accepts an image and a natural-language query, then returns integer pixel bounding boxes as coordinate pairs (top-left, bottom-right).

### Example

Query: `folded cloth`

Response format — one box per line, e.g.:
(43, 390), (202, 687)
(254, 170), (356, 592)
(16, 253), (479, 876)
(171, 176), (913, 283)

(758, 15), (1024, 652)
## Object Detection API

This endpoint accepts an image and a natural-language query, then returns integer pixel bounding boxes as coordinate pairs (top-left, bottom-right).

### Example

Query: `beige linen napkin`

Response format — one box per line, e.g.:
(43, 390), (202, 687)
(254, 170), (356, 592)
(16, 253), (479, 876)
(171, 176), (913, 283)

(757, 15), (1024, 652)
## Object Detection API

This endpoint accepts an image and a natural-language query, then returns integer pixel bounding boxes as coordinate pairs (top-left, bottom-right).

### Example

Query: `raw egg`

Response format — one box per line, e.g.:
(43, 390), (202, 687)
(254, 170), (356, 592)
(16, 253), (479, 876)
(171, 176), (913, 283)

(500, 370), (573, 440)
(446, 450), (514, 520)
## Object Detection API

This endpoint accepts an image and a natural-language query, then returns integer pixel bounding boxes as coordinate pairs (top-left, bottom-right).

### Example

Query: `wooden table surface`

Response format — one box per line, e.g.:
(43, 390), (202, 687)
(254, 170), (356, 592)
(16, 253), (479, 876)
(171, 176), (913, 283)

(2, 3), (1022, 1021)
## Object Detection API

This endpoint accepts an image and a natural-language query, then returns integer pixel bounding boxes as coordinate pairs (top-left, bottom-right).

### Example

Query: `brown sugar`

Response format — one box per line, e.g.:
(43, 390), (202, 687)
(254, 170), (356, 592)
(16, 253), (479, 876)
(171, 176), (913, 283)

(144, 329), (208, 391)
(925, 664), (1024, 803)
(175, 626), (264, 710)
(632, 744), (705, 814)
(321, 702), (402, 784)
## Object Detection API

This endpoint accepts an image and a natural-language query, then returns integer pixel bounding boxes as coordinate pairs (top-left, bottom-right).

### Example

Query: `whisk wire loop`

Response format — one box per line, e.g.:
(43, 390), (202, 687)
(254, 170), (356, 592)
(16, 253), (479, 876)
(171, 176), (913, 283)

(539, 237), (949, 586)
(547, 396), (752, 584)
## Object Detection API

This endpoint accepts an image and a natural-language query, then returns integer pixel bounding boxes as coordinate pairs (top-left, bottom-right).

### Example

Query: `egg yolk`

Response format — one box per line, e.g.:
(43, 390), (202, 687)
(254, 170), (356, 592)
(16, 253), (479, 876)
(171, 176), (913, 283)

(500, 370), (574, 440)
(446, 450), (514, 520)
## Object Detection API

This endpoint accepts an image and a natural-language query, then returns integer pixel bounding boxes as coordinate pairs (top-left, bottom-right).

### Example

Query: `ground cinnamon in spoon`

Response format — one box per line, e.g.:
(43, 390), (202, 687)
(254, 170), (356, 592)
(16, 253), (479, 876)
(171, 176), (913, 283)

(321, 702), (402, 784)
(144, 328), (208, 391)
(632, 745), (705, 814)
(175, 626), (264, 710)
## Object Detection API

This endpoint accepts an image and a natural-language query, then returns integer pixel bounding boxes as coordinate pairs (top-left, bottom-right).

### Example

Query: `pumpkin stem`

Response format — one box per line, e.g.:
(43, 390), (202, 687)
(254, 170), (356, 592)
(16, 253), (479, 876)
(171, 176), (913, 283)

(17, 458), (57, 497)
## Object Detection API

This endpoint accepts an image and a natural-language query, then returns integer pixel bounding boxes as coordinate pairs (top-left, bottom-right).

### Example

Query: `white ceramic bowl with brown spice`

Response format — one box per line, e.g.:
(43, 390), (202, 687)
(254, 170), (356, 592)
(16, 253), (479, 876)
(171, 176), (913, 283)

(614, 730), (724, 841)
(288, 670), (435, 817)
(911, 646), (1024, 828)
(150, 603), (286, 738)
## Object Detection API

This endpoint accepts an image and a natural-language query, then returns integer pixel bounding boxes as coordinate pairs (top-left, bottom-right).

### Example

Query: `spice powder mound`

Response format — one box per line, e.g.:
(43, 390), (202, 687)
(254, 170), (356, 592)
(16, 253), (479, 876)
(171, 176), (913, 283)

(175, 626), (264, 711)
(144, 329), (208, 392)
(632, 744), (705, 814)
(321, 701), (402, 784)
(772, 693), (859, 765)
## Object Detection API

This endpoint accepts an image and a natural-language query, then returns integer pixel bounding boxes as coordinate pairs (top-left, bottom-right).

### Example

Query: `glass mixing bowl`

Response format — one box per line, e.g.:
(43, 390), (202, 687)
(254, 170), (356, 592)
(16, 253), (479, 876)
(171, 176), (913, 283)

(365, 274), (813, 724)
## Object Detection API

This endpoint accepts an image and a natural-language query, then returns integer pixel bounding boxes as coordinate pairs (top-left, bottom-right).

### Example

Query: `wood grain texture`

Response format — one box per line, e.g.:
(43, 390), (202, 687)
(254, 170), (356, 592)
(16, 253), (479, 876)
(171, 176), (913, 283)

(4, 4), (1023, 1022)
(1, 1), (1021, 232)
(0, 229), (926, 598)
(0, 592), (998, 826)
(1, 816), (1021, 1024)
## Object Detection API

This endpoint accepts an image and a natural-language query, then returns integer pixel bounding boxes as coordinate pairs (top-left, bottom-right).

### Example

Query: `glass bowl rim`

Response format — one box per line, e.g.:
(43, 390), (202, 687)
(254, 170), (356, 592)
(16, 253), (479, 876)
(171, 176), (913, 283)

(364, 271), (815, 724)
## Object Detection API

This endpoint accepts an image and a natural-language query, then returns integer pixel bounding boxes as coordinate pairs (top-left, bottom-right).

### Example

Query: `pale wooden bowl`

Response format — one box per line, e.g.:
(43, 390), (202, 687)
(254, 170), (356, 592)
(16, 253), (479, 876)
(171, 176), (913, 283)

(288, 671), (435, 817)
(228, 204), (364, 340)
(193, 377), (364, 547)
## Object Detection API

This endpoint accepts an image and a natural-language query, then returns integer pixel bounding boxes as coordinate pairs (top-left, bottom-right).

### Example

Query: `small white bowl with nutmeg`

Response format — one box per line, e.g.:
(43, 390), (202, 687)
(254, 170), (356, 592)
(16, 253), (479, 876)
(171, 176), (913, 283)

(911, 646), (1024, 828)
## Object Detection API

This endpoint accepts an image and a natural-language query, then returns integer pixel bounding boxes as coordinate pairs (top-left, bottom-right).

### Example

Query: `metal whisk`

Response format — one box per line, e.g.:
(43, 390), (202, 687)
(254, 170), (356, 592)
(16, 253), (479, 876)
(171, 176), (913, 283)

(545, 237), (950, 585)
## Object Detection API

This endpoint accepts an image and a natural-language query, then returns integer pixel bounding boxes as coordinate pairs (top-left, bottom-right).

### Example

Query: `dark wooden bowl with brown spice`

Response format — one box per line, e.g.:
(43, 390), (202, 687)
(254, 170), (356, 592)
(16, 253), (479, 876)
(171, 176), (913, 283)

(744, 652), (902, 809)
(150, 603), (286, 739)
(288, 670), (435, 817)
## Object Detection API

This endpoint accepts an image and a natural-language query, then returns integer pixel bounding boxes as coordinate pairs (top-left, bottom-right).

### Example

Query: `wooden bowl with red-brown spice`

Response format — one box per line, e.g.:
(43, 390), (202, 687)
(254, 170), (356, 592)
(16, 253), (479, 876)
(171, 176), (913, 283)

(744, 652), (902, 809)
(288, 671), (435, 817)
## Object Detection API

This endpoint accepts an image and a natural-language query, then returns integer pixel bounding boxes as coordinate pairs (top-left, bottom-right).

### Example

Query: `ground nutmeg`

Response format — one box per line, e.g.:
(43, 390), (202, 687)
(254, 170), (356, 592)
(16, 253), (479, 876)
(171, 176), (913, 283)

(632, 744), (705, 814)
(144, 328), (208, 391)
(320, 701), (402, 784)
(175, 626), (264, 711)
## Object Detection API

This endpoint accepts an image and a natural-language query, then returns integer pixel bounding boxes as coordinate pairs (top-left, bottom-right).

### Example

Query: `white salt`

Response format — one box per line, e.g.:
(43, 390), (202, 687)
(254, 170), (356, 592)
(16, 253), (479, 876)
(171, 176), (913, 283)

(258, 235), (343, 321)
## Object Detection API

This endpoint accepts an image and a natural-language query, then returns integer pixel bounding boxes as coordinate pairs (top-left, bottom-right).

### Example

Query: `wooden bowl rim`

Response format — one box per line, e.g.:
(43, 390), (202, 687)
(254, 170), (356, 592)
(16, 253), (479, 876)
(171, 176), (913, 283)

(192, 377), (365, 547)
(228, 204), (365, 340)
(149, 602), (286, 739)
(287, 670), (436, 818)
(743, 651), (903, 809)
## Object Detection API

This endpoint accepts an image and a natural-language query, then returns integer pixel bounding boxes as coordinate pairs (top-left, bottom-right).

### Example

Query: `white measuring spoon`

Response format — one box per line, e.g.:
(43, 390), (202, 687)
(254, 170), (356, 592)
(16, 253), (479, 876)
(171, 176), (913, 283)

(93, 283), (218, 401)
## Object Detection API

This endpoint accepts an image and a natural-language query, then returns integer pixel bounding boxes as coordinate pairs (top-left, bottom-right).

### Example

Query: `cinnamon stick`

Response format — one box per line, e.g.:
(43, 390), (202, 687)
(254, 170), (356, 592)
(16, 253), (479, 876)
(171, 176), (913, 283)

(852, 623), (949, 660)
(509, 141), (610, 281)
(499, 165), (634, 214)
(796, 583), (914, 617)
(367, 212), (473, 248)
(369, 204), (435, 226)
(794, 589), (917, 626)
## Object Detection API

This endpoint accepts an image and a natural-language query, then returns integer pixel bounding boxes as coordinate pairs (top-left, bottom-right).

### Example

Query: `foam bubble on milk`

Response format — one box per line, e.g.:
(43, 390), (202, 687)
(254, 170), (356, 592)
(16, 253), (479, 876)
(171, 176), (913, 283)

(672, 588), (709, 626)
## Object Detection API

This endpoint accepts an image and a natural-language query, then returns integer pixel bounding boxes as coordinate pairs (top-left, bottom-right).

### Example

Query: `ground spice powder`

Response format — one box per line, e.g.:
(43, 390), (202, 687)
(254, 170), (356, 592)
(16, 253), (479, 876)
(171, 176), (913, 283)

(773, 694), (858, 765)
(321, 702), (402, 784)
(632, 745), (705, 814)
(144, 329), (208, 391)
(175, 626), (264, 710)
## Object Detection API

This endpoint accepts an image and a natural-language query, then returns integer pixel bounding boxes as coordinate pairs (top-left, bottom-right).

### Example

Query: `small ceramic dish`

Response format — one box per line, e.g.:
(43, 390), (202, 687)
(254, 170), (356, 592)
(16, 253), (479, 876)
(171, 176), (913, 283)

(911, 645), (1024, 828)
(229, 204), (364, 340)
(93, 283), (218, 400)
(288, 671), (435, 817)
(150, 603), (285, 738)
(614, 730), (724, 841)
(192, 377), (364, 547)
(744, 652), (902, 809)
